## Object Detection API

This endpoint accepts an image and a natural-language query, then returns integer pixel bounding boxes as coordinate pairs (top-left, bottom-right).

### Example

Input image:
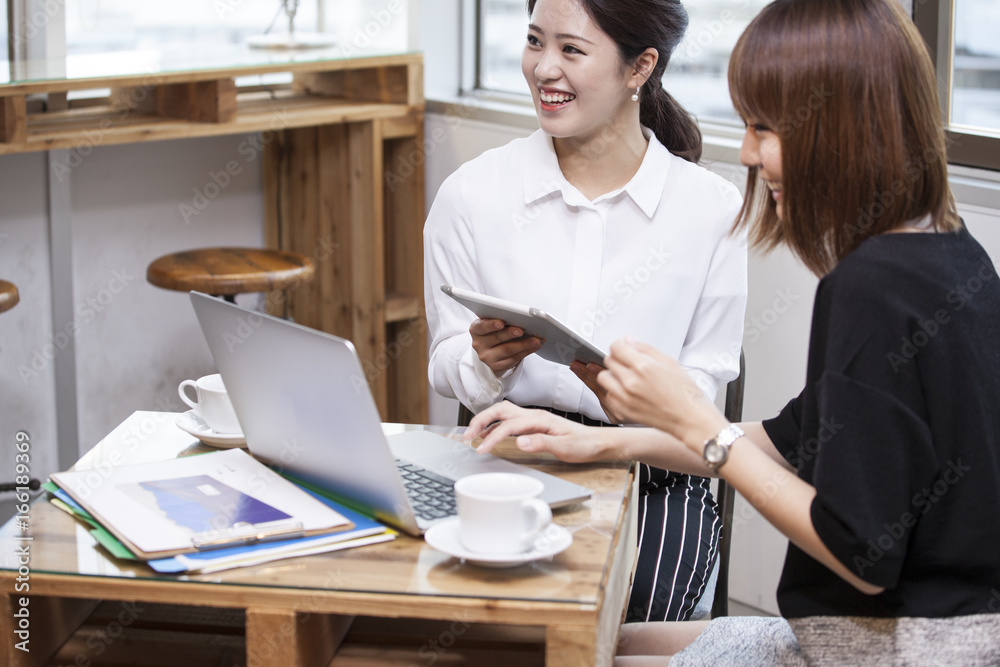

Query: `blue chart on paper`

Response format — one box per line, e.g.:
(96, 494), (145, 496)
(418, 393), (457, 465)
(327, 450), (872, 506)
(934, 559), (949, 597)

(130, 475), (291, 533)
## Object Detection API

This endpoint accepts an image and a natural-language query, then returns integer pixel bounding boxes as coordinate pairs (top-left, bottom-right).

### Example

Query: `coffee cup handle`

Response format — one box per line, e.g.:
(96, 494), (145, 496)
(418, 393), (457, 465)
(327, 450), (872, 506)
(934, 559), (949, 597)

(519, 498), (553, 551)
(178, 380), (200, 411)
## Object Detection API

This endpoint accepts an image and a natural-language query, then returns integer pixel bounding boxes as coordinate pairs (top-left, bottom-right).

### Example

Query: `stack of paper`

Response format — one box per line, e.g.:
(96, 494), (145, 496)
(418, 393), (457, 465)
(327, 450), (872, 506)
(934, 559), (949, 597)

(48, 448), (395, 572)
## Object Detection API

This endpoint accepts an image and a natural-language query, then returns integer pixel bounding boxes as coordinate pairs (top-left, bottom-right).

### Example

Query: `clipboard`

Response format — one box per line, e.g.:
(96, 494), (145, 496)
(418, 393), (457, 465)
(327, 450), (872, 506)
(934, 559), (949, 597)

(441, 284), (608, 367)
(49, 448), (355, 560)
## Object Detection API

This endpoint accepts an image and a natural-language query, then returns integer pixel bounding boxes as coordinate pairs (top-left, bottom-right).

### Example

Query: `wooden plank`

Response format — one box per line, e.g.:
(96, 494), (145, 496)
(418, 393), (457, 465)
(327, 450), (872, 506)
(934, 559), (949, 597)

(52, 625), (246, 666)
(112, 78), (237, 123)
(280, 126), (320, 322)
(262, 125), (285, 317)
(317, 123), (353, 336)
(0, 53), (423, 97)
(383, 128), (428, 423)
(245, 608), (352, 667)
(380, 112), (420, 139)
(293, 66), (410, 105)
(406, 61), (425, 108)
(384, 293), (420, 323)
(1, 594), (98, 667)
(591, 463), (639, 666)
(347, 120), (388, 417)
(546, 624), (602, 667)
(0, 95), (27, 143)
(0, 99), (412, 155)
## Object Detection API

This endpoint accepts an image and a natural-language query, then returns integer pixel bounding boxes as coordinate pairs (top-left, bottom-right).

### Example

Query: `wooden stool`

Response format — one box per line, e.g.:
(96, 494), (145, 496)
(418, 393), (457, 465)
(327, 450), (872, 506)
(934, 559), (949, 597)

(146, 248), (315, 310)
(0, 280), (19, 313)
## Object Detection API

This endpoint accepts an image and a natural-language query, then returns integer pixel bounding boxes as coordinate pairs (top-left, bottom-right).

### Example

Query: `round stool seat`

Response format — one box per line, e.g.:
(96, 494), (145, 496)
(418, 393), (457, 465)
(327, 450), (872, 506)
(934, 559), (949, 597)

(147, 248), (315, 296)
(0, 280), (19, 314)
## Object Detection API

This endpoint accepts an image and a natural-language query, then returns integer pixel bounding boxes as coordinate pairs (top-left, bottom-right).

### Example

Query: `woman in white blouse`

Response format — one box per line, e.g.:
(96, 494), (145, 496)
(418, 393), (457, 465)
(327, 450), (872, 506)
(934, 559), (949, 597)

(423, 0), (747, 622)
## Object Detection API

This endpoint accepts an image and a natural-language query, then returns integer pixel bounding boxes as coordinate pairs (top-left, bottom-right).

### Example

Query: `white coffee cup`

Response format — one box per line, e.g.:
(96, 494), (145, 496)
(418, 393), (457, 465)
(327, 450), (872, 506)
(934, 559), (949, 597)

(178, 373), (241, 434)
(454, 472), (552, 555)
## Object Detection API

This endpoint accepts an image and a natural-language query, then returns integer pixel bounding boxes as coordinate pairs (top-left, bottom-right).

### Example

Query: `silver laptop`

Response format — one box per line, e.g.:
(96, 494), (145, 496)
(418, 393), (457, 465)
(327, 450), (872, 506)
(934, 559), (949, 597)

(188, 291), (591, 536)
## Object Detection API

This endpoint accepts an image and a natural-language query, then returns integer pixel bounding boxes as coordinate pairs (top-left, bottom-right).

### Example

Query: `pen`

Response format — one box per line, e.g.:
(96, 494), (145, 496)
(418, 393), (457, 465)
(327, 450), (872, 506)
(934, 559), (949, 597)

(191, 519), (305, 550)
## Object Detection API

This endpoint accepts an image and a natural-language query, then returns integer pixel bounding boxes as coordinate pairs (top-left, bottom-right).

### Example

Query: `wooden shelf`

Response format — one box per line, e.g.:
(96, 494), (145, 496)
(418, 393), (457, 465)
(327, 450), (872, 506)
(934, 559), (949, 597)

(0, 51), (428, 423)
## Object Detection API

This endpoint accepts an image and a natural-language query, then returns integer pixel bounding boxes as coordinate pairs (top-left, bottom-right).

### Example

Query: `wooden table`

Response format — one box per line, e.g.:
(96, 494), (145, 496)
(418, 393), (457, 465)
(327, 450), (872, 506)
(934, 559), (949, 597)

(0, 412), (637, 666)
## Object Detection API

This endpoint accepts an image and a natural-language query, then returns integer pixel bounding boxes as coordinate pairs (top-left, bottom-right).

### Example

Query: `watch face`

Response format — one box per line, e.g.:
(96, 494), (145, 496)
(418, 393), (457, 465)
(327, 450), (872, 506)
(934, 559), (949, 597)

(705, 442), (727, 465)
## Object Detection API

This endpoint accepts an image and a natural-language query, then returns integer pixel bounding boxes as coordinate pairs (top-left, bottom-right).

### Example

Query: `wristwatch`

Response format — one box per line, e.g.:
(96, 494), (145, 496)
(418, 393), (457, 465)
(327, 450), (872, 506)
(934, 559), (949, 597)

(702, 424), (744, 472)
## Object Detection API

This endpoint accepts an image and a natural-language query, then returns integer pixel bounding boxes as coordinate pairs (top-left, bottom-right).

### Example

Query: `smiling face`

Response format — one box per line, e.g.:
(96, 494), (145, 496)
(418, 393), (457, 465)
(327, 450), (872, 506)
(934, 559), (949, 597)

(740, 123), (784, 220)
(521, 0), (641, 145)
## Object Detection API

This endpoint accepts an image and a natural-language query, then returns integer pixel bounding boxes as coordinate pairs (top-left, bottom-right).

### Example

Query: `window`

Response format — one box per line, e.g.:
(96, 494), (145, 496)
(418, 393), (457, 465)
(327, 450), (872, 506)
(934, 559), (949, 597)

(5, 1), (407, 64)
(477, 1), (1000, 171)
(63, 0), (314, 55)
(915, 0), (1000, 171)
(476, 0), (771, 125)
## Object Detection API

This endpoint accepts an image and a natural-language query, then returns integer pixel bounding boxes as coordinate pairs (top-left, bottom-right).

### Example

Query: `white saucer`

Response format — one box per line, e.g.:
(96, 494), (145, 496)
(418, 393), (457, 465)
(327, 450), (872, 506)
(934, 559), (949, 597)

(423, 518), (572, 569)
(175, 410), (246, 448)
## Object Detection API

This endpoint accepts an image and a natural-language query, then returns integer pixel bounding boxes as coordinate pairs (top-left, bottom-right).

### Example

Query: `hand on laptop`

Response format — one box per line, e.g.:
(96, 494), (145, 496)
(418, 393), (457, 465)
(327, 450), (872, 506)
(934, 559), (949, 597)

(465, 401), (617, 463)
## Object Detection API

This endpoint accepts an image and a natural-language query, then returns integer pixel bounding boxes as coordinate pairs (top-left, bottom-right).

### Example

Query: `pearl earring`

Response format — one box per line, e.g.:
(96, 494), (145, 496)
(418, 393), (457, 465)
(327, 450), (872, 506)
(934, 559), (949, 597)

(632, 86), (640, 102)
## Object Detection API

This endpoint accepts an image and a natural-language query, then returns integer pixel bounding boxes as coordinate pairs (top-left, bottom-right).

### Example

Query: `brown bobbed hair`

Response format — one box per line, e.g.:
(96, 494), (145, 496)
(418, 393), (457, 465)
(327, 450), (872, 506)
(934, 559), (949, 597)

(728, 0), (960, 276)
(526, 0), (702, 163)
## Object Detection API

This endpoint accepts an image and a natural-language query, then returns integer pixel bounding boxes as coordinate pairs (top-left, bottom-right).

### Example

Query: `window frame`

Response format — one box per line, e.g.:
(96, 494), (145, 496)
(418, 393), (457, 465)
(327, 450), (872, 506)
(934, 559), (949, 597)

(914, 0), (1000, 172)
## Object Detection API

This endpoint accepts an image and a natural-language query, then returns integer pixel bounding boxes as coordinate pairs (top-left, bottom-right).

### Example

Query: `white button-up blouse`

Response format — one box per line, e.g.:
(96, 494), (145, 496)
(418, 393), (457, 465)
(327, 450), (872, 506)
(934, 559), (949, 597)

(424, 128), (748, 421)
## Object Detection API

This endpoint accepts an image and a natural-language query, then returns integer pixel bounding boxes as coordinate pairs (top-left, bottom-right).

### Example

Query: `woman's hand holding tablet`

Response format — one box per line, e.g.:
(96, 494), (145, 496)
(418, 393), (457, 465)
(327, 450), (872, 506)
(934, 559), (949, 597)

(441, 285), (608, 368)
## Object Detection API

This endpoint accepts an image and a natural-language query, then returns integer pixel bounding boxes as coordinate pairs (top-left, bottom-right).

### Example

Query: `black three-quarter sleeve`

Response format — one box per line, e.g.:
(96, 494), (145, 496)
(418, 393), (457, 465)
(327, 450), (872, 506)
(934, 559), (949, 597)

(762, 392), (804, 463)
(807, 372), (939, 588)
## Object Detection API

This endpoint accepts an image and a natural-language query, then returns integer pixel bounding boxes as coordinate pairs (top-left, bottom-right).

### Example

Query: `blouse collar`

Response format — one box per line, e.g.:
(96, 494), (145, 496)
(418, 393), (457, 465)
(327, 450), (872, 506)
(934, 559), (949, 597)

(520, 127), (672, 219)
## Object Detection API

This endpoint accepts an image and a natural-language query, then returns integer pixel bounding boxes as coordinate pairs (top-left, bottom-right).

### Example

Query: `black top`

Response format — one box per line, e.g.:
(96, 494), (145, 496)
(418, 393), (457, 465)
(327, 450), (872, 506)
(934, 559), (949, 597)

(763, 227), (1000, 618)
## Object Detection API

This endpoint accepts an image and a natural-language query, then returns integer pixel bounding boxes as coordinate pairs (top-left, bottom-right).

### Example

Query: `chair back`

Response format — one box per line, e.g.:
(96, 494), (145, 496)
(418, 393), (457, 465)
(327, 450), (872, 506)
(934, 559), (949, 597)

(712, 349), (745, 618)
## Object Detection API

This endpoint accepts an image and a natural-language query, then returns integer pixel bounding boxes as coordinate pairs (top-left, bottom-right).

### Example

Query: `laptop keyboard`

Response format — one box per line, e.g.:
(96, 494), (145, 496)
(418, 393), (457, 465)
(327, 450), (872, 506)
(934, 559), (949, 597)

(395, 460), (457, 521)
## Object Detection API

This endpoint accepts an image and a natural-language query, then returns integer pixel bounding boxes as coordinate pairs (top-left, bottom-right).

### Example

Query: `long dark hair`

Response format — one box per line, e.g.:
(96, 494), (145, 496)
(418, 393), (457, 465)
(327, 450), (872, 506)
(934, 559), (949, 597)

(728, 0), (959, 276)
(526, 0), (702, 163)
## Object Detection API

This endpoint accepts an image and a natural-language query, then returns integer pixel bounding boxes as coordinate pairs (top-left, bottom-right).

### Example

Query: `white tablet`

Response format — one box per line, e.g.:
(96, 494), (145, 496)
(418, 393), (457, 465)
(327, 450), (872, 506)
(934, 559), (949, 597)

(441, 285), (608, 367)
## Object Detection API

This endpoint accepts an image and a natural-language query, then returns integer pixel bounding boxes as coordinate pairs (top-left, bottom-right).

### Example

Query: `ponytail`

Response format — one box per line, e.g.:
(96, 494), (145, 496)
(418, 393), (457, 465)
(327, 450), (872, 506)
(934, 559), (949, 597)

(640, 76), (702, 164)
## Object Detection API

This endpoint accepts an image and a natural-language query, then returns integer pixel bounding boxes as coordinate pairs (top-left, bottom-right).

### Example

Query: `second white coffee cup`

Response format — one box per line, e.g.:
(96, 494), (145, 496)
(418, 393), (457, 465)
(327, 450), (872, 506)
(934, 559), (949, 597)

(178, 373), (242, 434)
(454, 472), (552, 555)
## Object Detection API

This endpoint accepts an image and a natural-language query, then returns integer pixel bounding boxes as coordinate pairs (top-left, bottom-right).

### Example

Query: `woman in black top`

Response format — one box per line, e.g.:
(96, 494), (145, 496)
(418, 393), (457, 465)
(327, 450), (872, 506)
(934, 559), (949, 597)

(466, 0), (1000, 663)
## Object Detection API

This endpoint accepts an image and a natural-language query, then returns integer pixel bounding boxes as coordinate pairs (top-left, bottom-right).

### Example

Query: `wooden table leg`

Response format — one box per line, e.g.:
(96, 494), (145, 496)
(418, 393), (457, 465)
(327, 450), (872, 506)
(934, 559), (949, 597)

(545, 464), (638, 667)
(245, 608), (353, 667)
(2, 594), (99, 667)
